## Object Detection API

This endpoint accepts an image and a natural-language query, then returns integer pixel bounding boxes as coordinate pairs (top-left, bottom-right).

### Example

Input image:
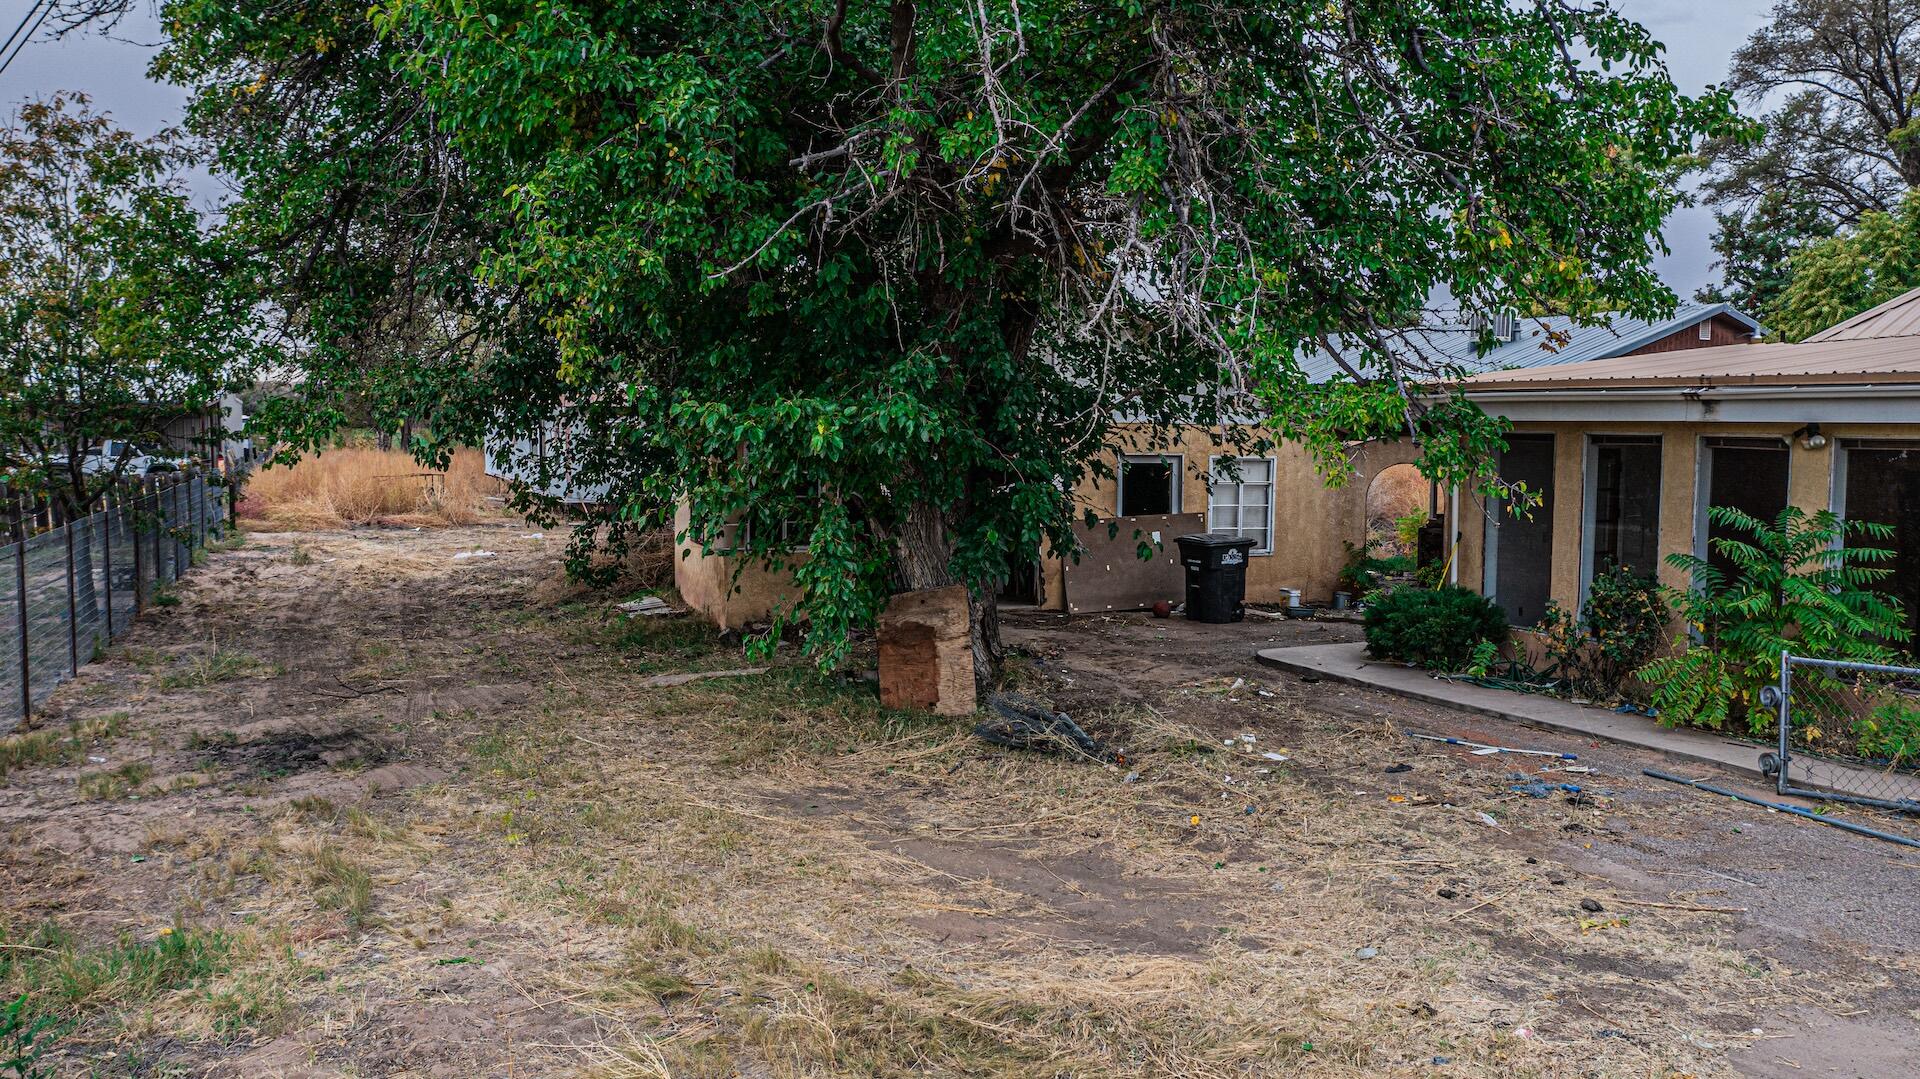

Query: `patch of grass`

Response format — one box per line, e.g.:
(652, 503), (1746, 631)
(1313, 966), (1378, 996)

(309, 845), (373, 926)
(204, 531), (246, 554)
(180, 729), (238, 751)
(0, 713), (126, 782)
(76, 761), (152, 800)
(150, 584), (182, 608)
(157, 647), (271, 690)
(0, 922), (234, 1015)
(289, 544), (313, 566)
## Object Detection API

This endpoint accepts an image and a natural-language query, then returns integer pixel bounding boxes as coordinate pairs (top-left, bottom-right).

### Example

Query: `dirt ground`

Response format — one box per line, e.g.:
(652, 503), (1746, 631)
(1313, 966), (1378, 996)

(2, 523), (1916, 1078)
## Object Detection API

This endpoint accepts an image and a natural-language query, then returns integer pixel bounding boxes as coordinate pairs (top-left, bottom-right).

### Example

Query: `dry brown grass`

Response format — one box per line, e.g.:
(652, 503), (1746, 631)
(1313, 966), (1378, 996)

(237, 447), (502, 529)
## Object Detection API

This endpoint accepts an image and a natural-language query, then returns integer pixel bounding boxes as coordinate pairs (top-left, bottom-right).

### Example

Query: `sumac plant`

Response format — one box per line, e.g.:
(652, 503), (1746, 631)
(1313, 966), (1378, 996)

(1641, 506), (1909, 733)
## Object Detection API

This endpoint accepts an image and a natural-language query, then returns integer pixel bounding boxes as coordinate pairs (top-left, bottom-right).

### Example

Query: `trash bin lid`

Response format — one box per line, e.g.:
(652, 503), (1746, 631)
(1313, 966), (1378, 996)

(1175, 531), (1257, 549)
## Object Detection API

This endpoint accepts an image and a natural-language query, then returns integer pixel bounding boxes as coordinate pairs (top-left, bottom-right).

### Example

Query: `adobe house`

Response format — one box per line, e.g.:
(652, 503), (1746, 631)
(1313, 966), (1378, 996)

(1029, 303), (1762, 612)
(673, 303), (1764, 625)
(1444, 286), (1920, 640)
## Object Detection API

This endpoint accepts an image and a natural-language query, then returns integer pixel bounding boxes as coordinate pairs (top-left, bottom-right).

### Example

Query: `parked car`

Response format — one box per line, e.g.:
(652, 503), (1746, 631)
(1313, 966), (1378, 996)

(78, 441), (187, 478)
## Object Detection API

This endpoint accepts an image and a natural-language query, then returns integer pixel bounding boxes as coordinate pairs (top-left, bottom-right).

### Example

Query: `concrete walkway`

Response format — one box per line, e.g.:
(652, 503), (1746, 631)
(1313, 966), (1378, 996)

(1258, 642), (1920, 806)
(1256, 641), (1780, 778)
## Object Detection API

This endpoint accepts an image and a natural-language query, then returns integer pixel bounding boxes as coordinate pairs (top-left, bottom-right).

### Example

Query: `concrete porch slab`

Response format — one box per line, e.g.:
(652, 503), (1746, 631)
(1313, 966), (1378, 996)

(1255, 641), (1776, 778)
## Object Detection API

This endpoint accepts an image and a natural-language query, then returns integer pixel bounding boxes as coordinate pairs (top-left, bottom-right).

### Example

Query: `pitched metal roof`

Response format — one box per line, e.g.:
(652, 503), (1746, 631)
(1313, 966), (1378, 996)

(1297, 302), (1761, 383)
(1458, 336), (1920, 391)
(1805, 285), (1920, 342)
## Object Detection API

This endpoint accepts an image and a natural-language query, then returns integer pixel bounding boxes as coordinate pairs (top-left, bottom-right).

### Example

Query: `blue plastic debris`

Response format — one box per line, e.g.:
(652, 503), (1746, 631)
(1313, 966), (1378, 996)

(1511, 781), (1584, 798)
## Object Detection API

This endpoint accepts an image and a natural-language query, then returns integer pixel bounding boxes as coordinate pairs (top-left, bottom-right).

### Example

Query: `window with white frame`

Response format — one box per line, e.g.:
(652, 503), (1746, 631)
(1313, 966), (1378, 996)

(1208, 457), (1274, 553)
(1117, 454), (1181, 517)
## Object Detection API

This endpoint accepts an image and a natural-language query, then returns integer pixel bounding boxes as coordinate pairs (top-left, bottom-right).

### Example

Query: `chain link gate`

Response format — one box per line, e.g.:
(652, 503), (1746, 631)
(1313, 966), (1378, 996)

(1762, 652), (1920, 813)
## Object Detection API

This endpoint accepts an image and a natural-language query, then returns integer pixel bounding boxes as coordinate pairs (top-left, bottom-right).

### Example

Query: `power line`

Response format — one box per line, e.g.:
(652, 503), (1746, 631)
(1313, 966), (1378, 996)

(0, 1), (50, 82)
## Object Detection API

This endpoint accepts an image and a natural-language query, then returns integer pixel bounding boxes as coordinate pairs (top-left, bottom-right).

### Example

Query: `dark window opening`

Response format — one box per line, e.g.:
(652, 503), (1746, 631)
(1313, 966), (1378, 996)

(1842, 442), (1920, 644)
(1590, 436), (1662, 582)
(1702, 437), (1790, 583)
(1119, 457), (1177, 517)
(1491, 434), (1555, 627)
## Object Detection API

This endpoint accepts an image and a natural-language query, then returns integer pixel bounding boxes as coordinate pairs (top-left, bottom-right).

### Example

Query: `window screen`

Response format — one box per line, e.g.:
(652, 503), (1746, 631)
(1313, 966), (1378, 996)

(1589, 436), (1662, 582)
(1208, 457), (1274, 553)
(1842, 442), (1920, 642)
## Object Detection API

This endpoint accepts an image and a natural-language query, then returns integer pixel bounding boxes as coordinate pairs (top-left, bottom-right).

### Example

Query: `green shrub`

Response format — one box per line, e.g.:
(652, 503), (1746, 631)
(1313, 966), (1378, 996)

(1639, 506), (1909, 733)
(1364, 585), (1507, 671)
(1533, 566), (1668, 702)
(1856, 696), (1920, 765)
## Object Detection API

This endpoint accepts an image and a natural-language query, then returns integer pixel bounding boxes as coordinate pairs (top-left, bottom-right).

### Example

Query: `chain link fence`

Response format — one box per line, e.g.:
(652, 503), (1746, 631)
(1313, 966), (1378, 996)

(1766, 652), (1920, 812)
(0, 473), (231, 732)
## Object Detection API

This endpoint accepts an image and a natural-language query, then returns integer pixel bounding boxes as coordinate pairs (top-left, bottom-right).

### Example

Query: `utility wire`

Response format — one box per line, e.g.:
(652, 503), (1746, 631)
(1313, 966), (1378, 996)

(0, 1), (50, 82)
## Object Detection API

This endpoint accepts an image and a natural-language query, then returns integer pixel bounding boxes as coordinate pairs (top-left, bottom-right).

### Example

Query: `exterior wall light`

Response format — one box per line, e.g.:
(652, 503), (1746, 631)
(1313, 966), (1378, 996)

(1793, 423), (1827, 450)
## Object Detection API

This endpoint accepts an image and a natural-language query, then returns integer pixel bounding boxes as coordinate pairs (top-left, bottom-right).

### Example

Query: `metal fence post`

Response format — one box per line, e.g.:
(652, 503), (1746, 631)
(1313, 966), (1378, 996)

(9, 489), (29, 722)
(131, 481), (146, 614)
(63, 501), (78, 676)
(1776, 650), (1792, 795)
(101, 490), (114, 637)
(148, 476), (162, 587)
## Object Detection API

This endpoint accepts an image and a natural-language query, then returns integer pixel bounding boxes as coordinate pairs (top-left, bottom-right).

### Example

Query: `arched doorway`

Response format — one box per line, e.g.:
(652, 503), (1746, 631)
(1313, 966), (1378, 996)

(1365, 462), (1429, 559)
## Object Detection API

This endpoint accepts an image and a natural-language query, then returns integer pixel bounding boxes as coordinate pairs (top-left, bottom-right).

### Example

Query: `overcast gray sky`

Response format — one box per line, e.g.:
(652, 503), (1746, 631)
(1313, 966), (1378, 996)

(0, 0), (1776, 302)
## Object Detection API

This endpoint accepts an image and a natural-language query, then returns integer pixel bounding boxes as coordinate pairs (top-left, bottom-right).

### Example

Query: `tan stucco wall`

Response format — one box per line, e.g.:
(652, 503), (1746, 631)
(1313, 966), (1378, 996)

(1044, 425), (1422, 608)
(1454, 420), (1914, 626)
(672, 504), (806, 631)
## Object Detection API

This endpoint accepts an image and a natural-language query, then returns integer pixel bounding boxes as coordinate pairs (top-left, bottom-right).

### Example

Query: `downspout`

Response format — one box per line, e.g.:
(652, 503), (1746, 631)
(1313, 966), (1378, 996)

(1448, 485), (1460, 585)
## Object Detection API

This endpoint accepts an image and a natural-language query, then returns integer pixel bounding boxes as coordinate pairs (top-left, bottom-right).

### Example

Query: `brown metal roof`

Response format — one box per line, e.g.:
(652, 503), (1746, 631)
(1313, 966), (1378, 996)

(1457, 336), (1920, 391)
(1806, 285), (1920, 342)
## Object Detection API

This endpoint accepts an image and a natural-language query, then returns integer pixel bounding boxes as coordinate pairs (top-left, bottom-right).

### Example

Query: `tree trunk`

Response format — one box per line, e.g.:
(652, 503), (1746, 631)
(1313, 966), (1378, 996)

(890, 497), (1001, 692)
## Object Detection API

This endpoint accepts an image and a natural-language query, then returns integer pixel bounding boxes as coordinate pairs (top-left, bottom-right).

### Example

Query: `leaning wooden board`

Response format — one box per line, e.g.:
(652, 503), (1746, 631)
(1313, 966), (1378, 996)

(1061, 512), (1204, 614)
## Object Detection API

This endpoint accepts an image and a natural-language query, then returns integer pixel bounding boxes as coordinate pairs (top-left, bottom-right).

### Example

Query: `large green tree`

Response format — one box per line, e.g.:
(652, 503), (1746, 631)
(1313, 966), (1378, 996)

(1766, 189), (1920, 340)
(1700, 0), (1920, 311)
(121, 0), (1734, 682)
(0, 94), (253, 516)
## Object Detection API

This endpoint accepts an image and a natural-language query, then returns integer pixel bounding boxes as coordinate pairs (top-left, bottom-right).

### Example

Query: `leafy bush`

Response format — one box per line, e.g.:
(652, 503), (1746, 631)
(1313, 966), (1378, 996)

(1339, 541), (1416, 599)
(1856, 696), (1920, 764)
(1639, 506), (1910, 733)
(1364, 585), (1507, 671)
(1534, 566), (1668, 702)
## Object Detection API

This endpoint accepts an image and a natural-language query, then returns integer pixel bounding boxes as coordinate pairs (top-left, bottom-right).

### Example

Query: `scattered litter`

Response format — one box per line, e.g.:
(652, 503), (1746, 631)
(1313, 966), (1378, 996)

(1578, 916), (1630, 933)
(1613, 702), (1657, 717)
(1256, 689), (1275, 698)
(616, 596), (685, 618)
(1474, 811), (1503, 829)
(1515, 1026), (1534, 1040)
(977, 695), (1110, 760)
(520, 532), (545, 539)
(1432, 1057), (1451, 1065)
(1387, 795), (1407, 803)
(1580, 898), (1605, 913)
(1270, 882), (1285, 893)
(637, 666), (769, 689)
(1511, 781), (1584, 798)
(1437, 887), (1457, 899)
(452, 550), (497, 560)
(87, 755), (106, 764)
(1189, 814), (1202, 826)
(1243, 805), (1256, 815)
(1238, 732), (1256, 744)
(1228, 677), (1245, 694)
(1412, 733), (1577, 760)
(1383, 763), (1411, 774)
(129, 855), (146, 864)
(435, 956), (473, 966)
(1122, 770), (1140, 784)
(1260, 752), (1290, 762)
(1354, 946), (1378, 960)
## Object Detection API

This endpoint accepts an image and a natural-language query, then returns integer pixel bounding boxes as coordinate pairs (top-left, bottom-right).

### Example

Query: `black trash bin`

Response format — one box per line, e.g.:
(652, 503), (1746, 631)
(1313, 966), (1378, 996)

(1175, 532), (1257, 623)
